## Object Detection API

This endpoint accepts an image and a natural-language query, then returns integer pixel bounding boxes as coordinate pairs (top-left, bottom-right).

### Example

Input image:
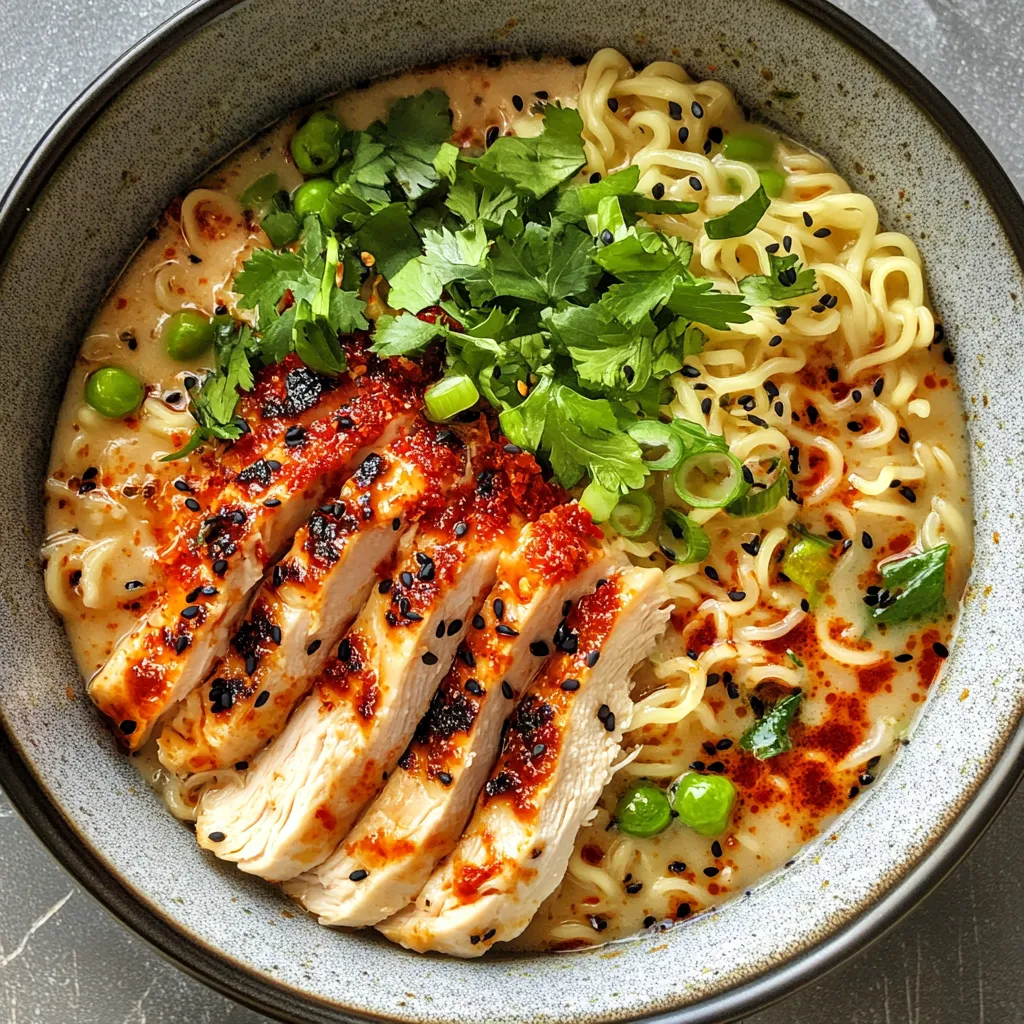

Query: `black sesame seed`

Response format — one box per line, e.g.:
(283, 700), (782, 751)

(681, 364), (701, 378)
(677, 126), (689, 145)
(587, 651), (600, 668)
(263, 498), (281, 508)
(706, 673), (720, 687)
(485, 126), (500, 147)
(532, 743), (546, 758)
(899, 485), (917, 503)
(652, 182), (665, 200)
(626, 880), (643, 895)
(813, 227), (832, 237)
(285, 425), (306, 446)
(349, 869), (369, 882)
(691, 100), (704, 118)
(716, 738), (733, 751)
(454, 521), (468, 537)
(873, 377), (884, 397)
(895, 653), (913, 663)
(704, 566), (720, 581)
(447, 619), (463, 637)
(851, 390), (862, 403)
(338, 638), (351, 662)
(802, 211), (813, 227)
(472, 614), (486, 630)
(180, 605), (201, 620)
(466, 679), (483, 696)
(530, 640), (550, 657)
(933, 641), (949, 658)
(689, 176), (702, 191)
(392, 518), (402, 532)
(862, 532), (874, 549)
(254, 691), (269, 708)
(604, 712), (616, 732)
(436, 621), (446, 639)
(703, 866), (719, 877)
(847, 421), (862, 432)
(437, 771), (453, 785)
(607, 97), (619, 112)
(119, 719), (137, 735)
(502, 680), (514, 699)
(711, 840), (723, 857)
(599, 228), (614, 246)
(470, 934), (481, 945)
(378, 579), (392, 594)
(589, 171), (602, 183)
(848, 786), (860, 799)
(422, 651), (438, 665)
(175, 635), (190, 654)
(561, 678), (580, 692)
(207, 831), (225, 842)
(841, 539), (853, 554)
(212, 559), (228, 575)
(859, 772), (875, 786)
(701, 397), (712, 415)
(512, 94), (524, 111)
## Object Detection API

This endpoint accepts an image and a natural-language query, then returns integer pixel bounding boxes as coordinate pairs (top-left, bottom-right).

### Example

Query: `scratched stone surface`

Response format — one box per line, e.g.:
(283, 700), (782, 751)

(1, 1), (1022, 1021)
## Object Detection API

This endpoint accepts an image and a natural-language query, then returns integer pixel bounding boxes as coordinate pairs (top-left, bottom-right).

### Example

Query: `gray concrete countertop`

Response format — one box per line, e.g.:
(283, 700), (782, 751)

(1, 1), (1021, 1021)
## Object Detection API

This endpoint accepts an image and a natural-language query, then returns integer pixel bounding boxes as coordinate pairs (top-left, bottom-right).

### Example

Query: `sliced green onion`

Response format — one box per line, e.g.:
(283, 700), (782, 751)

(781, 527), (835, 606)
(726, 464), (789, 517)
(238, 172), (280, 212)
(673, 450), (748, 509)
(705, 185), (770, 240)
(580, 480), (619, 523)
(609, 492), (655, 537)
(627, 421), (685, 471)
(758, 168), (786, 199)
(424, 374), (479, 421)
(722, 132), (776, 164)
(658, 508), (711, 564)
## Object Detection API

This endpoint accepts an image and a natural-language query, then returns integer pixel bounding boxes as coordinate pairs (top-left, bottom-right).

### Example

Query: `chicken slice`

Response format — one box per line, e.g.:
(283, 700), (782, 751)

(287, 503), (622, 927)
(195, 441), (558, 880)
(89, 346), (428, 749)
(156, 419), (475, 776)
(378, 566), (671, 957)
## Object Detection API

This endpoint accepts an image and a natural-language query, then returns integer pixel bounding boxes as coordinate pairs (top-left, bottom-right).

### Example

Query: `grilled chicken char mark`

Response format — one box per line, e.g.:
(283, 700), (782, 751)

(88, 344), (429, 749)
(287, 503), (624, 927)
(378, 567), (671, 957)
(195, 439), (559, 881)
(156, 419), (476, 776)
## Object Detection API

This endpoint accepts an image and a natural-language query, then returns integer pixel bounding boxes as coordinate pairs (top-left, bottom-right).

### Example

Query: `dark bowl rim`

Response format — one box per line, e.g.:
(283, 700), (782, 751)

(1, 0), (1023, 1021)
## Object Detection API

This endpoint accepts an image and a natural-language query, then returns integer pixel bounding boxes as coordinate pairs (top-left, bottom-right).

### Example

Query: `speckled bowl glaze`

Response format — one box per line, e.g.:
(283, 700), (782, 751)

(1, 1), (1022, 1021)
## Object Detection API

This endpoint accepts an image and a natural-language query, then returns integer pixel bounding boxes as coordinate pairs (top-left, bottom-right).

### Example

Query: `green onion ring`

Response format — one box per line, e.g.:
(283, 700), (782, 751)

(626, 421), (685, 471)
(673, 450), (748, 509)
(424, 375), (479, 421)
(609, 492), (656, 538)
(658, 508), (711, 564)
(726, 464), (789, 517)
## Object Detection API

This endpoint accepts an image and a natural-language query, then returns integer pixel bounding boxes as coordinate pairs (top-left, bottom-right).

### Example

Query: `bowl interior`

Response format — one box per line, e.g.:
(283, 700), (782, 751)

(1, 0), (1023, 1021)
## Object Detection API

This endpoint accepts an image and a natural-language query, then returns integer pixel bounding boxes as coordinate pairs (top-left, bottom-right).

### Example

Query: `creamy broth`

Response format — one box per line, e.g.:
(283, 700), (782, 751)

(43, 54), (972, 954)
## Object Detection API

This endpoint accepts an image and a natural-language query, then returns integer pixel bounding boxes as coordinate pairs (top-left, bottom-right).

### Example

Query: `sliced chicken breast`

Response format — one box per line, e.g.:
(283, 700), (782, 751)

(378, 566), (671, 957)
(195, 441), (558, 880)
(156, 419), (475, 776)
(288, 503), (624, 927)
(89, 346), (427, 749)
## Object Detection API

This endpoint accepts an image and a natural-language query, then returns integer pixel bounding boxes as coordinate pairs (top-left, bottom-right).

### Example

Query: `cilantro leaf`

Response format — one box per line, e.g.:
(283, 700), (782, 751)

(666, 279), (752, 329)
(447, 330), (550, 410)
(557, 166), (699, 222)
(374, 89), (453, 199)
(499, 375), (648, 493)
(445, 162), (522, 228)
(387, 223), (490, 313)
(232, 247), (320, 327)
(355, 203), (423, 280)
(740, 693), (802, 760)
(739, 252), (817, 306)
(371, 313), (447, 357)
(487, 221), (600, 305)
(871, 544), (950, 625)
(473, 104), (586, 199)
(704, 185), (771, 239)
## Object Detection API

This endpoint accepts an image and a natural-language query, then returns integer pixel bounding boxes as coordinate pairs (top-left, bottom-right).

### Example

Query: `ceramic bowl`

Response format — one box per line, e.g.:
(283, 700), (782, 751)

(1, 0), (1022, 1021)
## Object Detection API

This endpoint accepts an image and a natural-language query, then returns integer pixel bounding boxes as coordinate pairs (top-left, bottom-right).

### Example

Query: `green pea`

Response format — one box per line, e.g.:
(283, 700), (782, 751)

(670, 771), (736, 837)
(292, 178), (336, 220)
(84, 366), (145, 419)
(163, 310), (214, 361)
(291, 111), (343, 175)
(614, 780), (672, 838)
(758, 168), (786, 199)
